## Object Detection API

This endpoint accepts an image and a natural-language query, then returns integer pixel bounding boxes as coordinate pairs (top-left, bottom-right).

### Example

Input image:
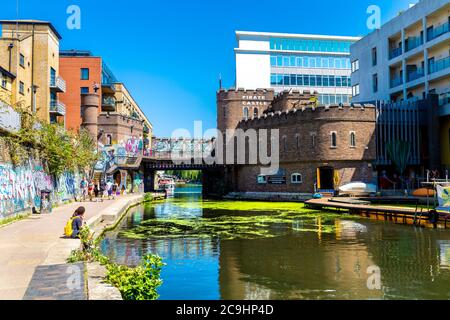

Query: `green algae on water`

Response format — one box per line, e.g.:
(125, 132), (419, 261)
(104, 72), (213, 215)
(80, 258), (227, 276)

(119, 212), (347, 241)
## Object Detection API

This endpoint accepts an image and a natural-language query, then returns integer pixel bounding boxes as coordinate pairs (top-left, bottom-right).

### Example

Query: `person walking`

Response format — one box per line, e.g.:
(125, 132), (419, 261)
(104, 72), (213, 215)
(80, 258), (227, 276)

(80, 178), (88, 202)
(88, 180), (94, 202)
(93, 182), (99, 200)
(112, 182), (119, 199)
(106, 180), (113, 200)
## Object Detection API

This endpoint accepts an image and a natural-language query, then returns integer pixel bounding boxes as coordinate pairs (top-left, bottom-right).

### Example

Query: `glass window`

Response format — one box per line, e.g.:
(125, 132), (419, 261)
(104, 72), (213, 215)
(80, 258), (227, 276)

(316, 75), (322, 86)
(277, 74), (283, 85)
(297, 75), (303, 86)
(323, 94), (330, 105)
(329, 76), (335, 87)
(283, 56), (290, 67)
(335, 59), (341, 69)
(310, 75), (316, 86)
(323, 76), (329, 87)
(303, 57), (309, 68)
(331, 132), (337, 148)
(284, 74), (290, 86)
(81, 68), (90, 80)
(342, 76), (348, 87)
(350, 132), (356, 147)
(303, 75), (310, 86)
(81, 87), (89, 94)
(290, 56), (296, 67)
(243, 107), (249, 120)
(277, 56), (282, 67)
(330, 95), (336, 104)
(323, 58), (329, 68)
(19, 54), (25, 67)
(329, 58), (334, 68)
(291, 173), (303, 184)
(270, 56), (276, 67)
(19, 81), (24, 94)
(254, 108), (259, 118)
(296, 57), (302, 67)
(290, 74), (297, 86)
(310, 58), (316, 68)
(336, 77), (342, 87)
(316, 58), (322, 68)
(271, 74), (277, 85)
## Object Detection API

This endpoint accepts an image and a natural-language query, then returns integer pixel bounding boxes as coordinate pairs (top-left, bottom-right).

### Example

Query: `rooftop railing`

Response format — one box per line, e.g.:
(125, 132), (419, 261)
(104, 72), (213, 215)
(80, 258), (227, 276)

(49, 100), (66, 116)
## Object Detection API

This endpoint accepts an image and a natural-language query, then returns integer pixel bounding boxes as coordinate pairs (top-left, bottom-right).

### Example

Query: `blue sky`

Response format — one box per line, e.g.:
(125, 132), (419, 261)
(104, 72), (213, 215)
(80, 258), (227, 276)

(3, 0), (414, 137)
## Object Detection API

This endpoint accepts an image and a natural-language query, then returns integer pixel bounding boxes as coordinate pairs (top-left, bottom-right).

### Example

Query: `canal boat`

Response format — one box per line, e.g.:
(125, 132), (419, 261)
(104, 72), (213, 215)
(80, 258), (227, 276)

(338, 182), (377, 196)
(159, 178), (176, 196)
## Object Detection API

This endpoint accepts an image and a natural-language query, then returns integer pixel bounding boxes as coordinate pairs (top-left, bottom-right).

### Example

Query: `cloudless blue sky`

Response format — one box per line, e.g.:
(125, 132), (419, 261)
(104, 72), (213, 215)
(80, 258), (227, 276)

(3, 0), (415, 137)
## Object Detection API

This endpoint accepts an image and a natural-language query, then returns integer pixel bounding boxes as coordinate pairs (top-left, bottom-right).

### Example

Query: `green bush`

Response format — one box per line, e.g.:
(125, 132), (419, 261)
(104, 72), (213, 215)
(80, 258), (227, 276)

(105, 254), (164, 300)
(66, 225), (164, 300)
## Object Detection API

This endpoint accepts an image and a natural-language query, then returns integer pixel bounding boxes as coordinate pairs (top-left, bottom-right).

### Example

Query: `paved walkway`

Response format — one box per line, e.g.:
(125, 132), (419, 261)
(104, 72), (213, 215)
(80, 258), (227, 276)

(0, 195), (143, 300)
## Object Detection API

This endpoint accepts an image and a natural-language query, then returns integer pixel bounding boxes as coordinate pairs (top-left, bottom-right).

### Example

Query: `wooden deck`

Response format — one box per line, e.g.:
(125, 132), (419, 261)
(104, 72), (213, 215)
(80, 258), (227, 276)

(305, 198), (449, 229)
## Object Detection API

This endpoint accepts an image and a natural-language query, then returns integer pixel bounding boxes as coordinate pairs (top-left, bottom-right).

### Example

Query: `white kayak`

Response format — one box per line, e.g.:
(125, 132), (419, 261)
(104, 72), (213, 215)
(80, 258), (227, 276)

(339, 182), (377, 196)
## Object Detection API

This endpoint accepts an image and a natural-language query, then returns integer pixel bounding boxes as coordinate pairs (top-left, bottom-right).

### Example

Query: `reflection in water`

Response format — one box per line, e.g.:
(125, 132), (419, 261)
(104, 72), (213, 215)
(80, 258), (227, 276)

(102, 185), (450, 300)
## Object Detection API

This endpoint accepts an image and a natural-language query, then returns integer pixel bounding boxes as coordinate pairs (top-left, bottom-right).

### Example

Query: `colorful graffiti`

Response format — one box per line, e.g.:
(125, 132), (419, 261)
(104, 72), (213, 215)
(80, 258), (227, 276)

(0, 159), (81, 219)
(95, 136), (145, 172)
(133, 171), (144, 194)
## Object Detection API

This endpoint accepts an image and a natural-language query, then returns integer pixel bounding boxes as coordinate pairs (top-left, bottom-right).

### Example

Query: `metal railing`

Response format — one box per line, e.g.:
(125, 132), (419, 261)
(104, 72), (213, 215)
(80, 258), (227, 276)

(429, 56), (450, 74)
(49, 100), (66, 116)
(427, 21), (449, 41)
(389, 47), (402, 60)
(440, 93), (450, 106)
(405, 36), (423, 52)
(49, 75), (66, 92)
(390, 76), (403, 88)
(0, 100), (21, 133)
(407, 68), (424, 82)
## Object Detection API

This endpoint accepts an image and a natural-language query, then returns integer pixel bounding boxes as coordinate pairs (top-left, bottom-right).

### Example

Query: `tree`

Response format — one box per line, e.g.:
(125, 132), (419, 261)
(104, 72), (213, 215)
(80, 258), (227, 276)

(386, 140), (411, 176)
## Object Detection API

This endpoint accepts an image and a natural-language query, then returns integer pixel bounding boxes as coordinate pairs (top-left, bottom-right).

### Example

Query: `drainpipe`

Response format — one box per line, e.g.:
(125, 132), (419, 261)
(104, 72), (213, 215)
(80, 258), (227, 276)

(8, 43), (14, 72)
(31, 22), (35, 113)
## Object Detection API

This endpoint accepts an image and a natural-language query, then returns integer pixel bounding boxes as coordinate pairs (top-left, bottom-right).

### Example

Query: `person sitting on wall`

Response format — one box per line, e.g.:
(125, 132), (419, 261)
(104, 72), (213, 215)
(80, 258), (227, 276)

(71, 207), (85, 239)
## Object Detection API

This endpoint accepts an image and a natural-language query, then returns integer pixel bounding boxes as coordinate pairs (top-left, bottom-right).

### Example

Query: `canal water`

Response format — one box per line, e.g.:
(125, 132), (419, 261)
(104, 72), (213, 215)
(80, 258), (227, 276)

(101, 185), (450, 300)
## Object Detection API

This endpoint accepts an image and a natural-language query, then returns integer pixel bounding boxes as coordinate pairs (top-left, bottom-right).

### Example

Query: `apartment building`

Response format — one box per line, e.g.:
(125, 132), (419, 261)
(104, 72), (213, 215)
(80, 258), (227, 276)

(234, 31), (360, 105)
(0, 20), (66, 125)
(59, 50), (152, 142)
(351, 0), (449, 169)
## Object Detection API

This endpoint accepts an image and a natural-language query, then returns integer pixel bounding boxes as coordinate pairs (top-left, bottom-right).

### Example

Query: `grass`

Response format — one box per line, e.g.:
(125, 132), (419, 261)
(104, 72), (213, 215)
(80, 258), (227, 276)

(0, 214), (30, 228)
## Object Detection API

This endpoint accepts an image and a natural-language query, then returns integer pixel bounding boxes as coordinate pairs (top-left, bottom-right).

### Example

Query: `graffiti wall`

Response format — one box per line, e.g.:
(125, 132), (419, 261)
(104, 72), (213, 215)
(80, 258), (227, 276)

(0, 159), (81, 219)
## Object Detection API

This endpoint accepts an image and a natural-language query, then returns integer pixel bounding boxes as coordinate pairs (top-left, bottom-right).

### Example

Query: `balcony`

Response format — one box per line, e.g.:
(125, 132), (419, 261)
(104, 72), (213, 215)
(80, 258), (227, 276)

(407, 68), (424, 82)
(102, 82), (116, 94)
(0, 100), (21, 133)
(429, 56), (450, 75)
(405, 36), (423, 52)
(49, 100), (66, 116)
(390, 76), (403, 88)
(50, 75), (66, 93)
(389, 47), (403, 60)
(102, 96), (116, 112)
(427, 21), (449, 42)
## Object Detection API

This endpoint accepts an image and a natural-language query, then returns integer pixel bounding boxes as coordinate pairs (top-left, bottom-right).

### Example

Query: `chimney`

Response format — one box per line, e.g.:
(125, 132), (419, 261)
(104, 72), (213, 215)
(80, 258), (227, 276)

(80, 93), (99, 141)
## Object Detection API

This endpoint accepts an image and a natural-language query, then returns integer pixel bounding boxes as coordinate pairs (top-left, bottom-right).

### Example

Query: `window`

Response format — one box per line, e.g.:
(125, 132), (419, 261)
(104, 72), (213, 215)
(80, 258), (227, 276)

(19, 81), (25, 95)
(372, 74), (378, 93)
(81, 87), (89, 94)
(1, 74), (6, 88)
(295, 134), (300, 150)
(243, 107), (249, 120)
(372, 47), (377, 66)
(19, 54), (25, 67)
(351, 59), (359, 73)
(257, 175), (267, 184)
(81, 68), (90, 80)
(350, 132), (356, 148)
(352, 84), (360, 97)
(331, 132), (337, 148)
(106, 134), (113, 146)
(311, 132), (317, 148)
(291, 173), (303, 184)
(253, 108), (258, 118)
(282, 136), (287, 152)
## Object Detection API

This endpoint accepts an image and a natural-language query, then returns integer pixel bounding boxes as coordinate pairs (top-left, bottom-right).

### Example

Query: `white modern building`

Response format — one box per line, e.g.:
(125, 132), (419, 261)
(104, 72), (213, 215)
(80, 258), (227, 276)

(350, 0), (449, 169)
(234, 31), (361, 105)
(350, 0), (449, 107)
